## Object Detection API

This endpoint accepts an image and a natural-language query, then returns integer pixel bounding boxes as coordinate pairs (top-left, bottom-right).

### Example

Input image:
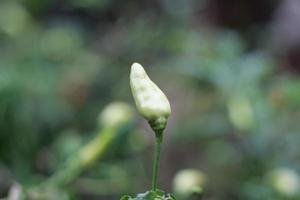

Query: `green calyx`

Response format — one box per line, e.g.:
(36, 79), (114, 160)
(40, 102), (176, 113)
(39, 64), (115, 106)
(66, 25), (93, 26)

(148, 117), (168, 134)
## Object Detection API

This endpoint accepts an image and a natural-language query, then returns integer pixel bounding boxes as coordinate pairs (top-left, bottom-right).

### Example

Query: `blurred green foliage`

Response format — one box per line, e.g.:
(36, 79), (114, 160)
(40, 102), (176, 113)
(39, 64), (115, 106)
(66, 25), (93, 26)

(1, 0), (300, 200)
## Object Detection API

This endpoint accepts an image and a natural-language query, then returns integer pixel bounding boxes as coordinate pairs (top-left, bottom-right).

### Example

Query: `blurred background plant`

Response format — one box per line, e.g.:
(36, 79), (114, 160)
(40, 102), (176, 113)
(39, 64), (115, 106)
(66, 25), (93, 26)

(1, 0), (300, 199)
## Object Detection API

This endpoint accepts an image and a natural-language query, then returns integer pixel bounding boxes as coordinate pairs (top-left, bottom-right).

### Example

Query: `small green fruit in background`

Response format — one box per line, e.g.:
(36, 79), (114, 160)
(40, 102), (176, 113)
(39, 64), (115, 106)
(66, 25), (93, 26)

(266, 167), (300, 198)
(173, 169), (206, 199)
(99, 102), (134, 128)
(227, 96), (253, 131)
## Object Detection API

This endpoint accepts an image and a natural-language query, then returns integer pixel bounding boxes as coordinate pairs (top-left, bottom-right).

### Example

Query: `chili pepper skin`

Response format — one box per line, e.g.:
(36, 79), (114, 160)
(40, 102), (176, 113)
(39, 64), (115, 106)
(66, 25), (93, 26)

(130, 62), (171, 132)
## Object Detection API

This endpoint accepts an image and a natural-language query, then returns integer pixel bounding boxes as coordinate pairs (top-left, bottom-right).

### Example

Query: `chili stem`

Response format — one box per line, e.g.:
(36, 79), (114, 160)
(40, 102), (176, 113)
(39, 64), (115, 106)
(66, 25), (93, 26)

(152, 133), (163, 191)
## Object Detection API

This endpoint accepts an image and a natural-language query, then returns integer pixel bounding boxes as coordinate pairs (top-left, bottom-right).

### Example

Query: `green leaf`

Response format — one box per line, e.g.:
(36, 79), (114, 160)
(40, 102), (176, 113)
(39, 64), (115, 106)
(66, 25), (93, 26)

(120, 195), (133, 200)
(136, 191), (158, 200)
(121, 190), (176, 200)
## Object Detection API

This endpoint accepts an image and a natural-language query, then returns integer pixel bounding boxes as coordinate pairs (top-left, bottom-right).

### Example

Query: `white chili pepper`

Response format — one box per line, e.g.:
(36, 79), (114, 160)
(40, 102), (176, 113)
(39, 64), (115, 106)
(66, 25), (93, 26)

(130, 62), (171, 133)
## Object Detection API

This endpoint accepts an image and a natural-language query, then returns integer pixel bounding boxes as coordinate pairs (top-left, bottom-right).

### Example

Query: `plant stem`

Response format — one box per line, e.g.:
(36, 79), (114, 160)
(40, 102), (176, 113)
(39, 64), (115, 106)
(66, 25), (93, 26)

(152, 131), (163, 191)
(45, 127), (116, 187)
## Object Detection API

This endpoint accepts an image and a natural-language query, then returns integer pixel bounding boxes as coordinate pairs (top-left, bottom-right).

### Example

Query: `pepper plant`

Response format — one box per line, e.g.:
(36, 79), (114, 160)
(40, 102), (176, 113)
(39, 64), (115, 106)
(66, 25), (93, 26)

(121, 63), (176, 200)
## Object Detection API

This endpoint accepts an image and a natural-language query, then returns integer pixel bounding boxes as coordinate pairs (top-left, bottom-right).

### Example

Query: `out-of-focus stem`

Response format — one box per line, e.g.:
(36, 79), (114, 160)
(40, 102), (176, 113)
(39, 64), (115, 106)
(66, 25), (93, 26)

(46, 126), (117, 187)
